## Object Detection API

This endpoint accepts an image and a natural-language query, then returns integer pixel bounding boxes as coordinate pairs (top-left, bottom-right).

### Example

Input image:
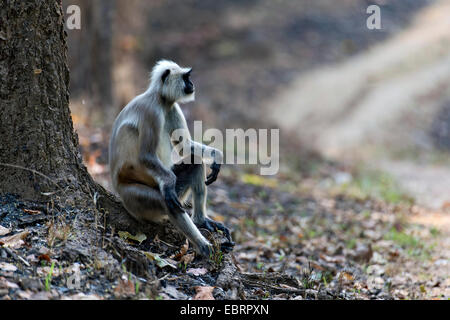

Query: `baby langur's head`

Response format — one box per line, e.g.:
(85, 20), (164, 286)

(150, 60), (195, 104)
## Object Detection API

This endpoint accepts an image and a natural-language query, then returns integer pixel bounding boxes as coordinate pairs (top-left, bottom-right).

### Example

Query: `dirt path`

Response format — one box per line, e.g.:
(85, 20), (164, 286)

(266, 0), (450, 298)
(267, 0), (450, 208)
(268, 0), (450, 160)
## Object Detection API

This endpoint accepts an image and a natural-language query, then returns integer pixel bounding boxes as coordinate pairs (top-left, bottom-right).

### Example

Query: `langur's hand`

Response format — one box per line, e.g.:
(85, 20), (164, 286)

(206, 162), (221, 186)
(163, 186), (185, 214)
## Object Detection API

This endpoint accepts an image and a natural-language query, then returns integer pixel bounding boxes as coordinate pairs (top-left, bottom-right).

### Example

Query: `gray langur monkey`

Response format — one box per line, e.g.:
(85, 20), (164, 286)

(109, 60), (234, 257)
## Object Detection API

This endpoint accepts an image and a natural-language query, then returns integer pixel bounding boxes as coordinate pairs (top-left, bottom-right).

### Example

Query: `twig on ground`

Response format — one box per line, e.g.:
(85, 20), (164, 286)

(3, 246), (30, 267)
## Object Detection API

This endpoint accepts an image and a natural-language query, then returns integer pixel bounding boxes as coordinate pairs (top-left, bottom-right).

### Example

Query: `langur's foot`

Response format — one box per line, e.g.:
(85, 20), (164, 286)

(196, 242), (213, 258)
(220, 241), (235, 253)
(196, 217), (234, 244)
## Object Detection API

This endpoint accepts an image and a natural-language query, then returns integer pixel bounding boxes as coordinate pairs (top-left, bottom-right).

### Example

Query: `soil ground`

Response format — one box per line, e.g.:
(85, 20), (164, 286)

(1, 0), (449, 300)
(266, 0), (450, 299)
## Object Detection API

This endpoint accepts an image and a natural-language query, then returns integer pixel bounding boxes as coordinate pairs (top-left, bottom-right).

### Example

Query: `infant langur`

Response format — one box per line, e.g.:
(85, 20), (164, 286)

(109, 60), (234, 257)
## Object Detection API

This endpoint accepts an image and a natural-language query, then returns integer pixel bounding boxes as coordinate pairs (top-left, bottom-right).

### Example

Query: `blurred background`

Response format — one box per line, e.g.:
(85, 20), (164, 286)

(64, 0), (450, 210)
(60, 0), (450, 299)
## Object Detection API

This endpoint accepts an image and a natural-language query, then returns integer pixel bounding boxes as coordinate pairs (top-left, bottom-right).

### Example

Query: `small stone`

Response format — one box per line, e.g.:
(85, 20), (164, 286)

(370, 252), (387, 265)
(367, 264), (385, 276)
(0, 277), (19, 289)
(17, 290), (32, 299)
(0, 262), (17, 272)
(30, 291), (52, 300)
(20, 278), (44, 291)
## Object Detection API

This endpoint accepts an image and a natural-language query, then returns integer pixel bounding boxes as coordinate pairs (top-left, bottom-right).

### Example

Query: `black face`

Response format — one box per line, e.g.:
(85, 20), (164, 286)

(183, 69), (194, 94)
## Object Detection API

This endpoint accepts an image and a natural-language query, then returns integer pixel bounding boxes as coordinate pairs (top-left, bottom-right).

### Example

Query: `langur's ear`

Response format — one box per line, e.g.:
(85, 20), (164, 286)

(161, 69), (170, 83)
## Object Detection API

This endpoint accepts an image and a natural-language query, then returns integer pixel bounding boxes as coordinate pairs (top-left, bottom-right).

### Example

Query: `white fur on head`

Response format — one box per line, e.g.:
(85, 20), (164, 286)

(148, 59), (195, 104)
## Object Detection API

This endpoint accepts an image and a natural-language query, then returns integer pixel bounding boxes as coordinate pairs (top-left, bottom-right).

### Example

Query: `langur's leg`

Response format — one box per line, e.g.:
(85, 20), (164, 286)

(172, 157), (234, 249)
(173, 157), (207, 224)
(117, 183), (212, 257)
(116, 183), (166, 222)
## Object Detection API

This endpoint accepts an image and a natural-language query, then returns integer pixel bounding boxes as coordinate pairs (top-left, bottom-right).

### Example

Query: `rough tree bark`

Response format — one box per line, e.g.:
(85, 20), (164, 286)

(0, 0), (178, 235)
(0, 0), (125, 224)
(0, 0), (239, 283)
(0, 0), (95, 200)
(0, 2), (277, 296)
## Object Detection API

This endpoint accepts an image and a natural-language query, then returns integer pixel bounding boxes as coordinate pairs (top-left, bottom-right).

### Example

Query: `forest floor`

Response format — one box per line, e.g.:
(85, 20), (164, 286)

(1, 0), (449, 300)
(1, 166), (448, 300)
(266, 0), (450, 299)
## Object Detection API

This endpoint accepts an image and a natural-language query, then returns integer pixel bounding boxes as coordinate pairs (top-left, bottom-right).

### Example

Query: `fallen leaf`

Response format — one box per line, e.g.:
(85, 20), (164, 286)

(193, 286), (215, 300)
(65, 263), (82, 273)
(30, 291), (52, 300)
(36, 266), (61, 277)
(351, 243), (373, 263)
(186, 268), (208, 276)
(114, 279), (135, 297)
(0, 230), (29, 249)
(25, 254), (37, 263)
(161, 285), (188, 300)
(237, 252), (257, 261)
(174, 239), (189, 260)
(180, 253), (195, 265)
(144, 252), (177, 269)
(0, 262), (18, 272)
(279, 284), (297, 290)
(339, 271), (354, 282)
(23, 208), (41, 215)
(0, 225), (10, 236)
(118, 231), (147, 244)
(309, 261), (324, 271)
(63, 293), (102, 300)
(17, 291), (32, 299)
(0, 277), (19, 289)
(38, 254), (51, 263)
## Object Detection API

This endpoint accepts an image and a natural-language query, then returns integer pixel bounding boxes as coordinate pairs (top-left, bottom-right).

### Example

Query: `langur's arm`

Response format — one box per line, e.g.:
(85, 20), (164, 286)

(170, 128), (223, 186)
(138, 111), (184, 214)
(168, 106), (223, 185)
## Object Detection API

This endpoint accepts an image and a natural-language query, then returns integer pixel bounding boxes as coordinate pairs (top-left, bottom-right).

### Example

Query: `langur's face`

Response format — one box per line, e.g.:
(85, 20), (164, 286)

(161, 67), (195, 103)
(182, 69), (194, 95)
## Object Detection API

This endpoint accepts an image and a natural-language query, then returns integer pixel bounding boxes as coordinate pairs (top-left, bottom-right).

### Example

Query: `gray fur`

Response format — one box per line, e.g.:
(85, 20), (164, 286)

(109, 60), (224, 257)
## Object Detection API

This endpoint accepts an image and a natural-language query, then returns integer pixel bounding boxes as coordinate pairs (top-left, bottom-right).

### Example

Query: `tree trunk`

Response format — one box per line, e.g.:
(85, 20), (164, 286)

(0, 0), (163, 236)
(0, 0), (237, 281)
(0, 0), (191, 258)
(0, 0), (94, 201)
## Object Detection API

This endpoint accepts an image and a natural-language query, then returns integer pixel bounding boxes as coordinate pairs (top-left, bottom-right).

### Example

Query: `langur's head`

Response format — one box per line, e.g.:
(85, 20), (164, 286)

(150, 60), (195, 104)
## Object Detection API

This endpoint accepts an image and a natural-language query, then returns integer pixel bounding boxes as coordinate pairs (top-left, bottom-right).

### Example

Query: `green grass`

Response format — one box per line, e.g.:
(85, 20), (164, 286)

(346, 238), (357, 249)
(45, 261), (55, 291)
(430, 227), (440, 237)
(384, 228), (433, 260)
(385, 228), (419, 248)
(333, 169), (414, 205)
(135, 281), (140, 295)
